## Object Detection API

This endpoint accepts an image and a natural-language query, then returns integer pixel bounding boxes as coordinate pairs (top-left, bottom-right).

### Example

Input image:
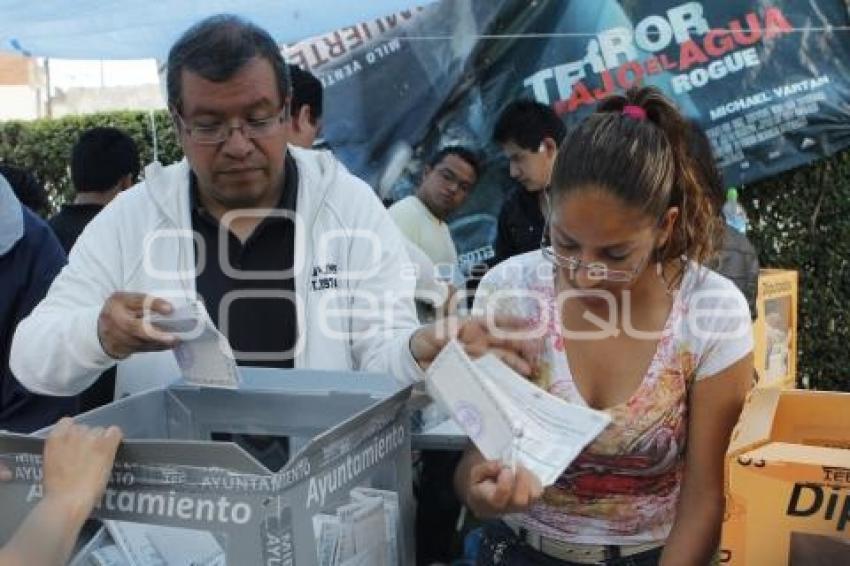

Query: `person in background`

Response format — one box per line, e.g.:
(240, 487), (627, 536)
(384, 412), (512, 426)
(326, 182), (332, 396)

(44, 128), (140, 413)
(687, 120), (760, 320)
(49, 127), (140, 253)
(463, 100), (566, 313)
(0, 164), (50, 217)
(0, 173), (76, 433)
(490, 99), (565, 266)
(458, 86), (753, 565)
(0, 418), (122, 566)
(388, 146), (480, 321)
(286, 64), (323, 149)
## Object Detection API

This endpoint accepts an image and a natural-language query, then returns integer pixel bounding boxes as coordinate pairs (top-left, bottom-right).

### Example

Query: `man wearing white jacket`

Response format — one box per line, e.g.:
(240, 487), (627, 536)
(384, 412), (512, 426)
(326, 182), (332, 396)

(11, 15), (536, 402)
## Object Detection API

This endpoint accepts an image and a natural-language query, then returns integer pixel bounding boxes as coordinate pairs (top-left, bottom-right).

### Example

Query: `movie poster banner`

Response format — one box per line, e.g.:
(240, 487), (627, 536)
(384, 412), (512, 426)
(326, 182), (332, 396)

(293, 0), (850, 266)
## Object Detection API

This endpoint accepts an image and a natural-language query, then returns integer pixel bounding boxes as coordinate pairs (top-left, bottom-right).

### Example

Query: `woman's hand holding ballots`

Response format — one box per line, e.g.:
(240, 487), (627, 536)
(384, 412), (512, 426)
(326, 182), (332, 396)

(463, 452), (544, 518)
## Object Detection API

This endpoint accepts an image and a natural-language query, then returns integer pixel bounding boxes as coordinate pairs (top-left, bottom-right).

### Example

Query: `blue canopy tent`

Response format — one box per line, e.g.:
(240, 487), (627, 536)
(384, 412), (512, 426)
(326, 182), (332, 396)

(0, 0), (428, 59)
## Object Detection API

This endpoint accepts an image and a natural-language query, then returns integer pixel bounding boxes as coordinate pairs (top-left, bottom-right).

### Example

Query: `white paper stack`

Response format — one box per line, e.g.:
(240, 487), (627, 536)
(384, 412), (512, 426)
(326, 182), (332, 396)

(426, 340), (611, 486)
(87, 545), (130, 566)
(104, 521), (225, 566)
(313, 487), (399, 566)
(103, 521), (163, 566)
(314, 514), (342, 566)
(350, 487), (399, 566)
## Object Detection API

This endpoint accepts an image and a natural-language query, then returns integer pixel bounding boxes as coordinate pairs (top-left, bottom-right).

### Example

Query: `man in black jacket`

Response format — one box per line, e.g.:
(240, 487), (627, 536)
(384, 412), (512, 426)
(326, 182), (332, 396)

(47, 127), (139, 412)
(490, 99), (566, 266)
(49, 127), (139, 253)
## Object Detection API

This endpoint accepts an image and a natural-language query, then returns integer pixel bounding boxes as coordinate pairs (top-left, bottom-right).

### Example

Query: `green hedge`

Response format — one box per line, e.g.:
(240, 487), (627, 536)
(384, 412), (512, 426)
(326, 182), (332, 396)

(744, 150), (850, 392)
(0, 111), (182, 210)
(0, 111), (847, 391)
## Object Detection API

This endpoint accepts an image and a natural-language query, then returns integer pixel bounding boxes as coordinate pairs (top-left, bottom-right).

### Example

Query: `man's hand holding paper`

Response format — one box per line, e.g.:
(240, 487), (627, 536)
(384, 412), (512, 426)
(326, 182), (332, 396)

(410, 314), (543, 377)
(97, 292), (178, 359)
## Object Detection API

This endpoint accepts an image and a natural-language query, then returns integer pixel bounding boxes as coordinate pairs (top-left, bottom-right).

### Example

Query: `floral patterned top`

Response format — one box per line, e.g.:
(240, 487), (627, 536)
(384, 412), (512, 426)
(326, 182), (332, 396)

(474, 251), (753, 545)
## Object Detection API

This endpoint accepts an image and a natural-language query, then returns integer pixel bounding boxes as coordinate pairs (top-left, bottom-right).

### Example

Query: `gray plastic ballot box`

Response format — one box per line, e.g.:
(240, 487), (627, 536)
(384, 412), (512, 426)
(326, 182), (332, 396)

(0, 368), (415, 565)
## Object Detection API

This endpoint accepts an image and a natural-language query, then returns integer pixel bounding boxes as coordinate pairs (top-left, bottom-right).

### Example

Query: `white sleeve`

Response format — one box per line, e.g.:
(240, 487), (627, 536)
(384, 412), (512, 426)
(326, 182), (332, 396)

(472, 263), (503, 315)
(343, 181), (424, 384)
(471, 257), (540, 321)
(688, 273), (754, 380)
(386, 199), (418, 245)
(10, 203), (123, 396)
(401, 239), (449, 308)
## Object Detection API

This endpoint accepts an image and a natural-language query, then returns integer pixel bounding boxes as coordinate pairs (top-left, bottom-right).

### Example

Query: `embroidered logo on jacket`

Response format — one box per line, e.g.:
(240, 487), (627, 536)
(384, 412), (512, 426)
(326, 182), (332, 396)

(311, 264), (339, 291)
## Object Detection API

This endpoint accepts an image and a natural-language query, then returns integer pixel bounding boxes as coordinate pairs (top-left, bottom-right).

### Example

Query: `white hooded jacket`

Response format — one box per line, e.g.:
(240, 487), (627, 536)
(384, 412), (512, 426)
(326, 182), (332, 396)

(11, 147), (424, 398)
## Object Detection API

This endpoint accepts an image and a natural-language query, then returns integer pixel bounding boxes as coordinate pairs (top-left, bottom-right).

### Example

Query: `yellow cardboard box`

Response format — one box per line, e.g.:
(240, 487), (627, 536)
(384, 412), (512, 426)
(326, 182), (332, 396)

(753, 270), (798, 389)
(720, 388), (850, 565)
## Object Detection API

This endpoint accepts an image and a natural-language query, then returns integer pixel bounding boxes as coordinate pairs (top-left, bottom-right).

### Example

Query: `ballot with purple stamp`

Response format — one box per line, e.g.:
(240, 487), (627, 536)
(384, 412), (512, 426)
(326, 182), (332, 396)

(425, 341), (516, 462)
(426, 340), (610, 486)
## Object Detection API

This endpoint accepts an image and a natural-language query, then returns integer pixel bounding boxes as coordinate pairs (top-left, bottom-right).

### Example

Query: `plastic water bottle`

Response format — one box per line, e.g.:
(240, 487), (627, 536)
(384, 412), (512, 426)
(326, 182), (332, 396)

(722, 187), (748, 234)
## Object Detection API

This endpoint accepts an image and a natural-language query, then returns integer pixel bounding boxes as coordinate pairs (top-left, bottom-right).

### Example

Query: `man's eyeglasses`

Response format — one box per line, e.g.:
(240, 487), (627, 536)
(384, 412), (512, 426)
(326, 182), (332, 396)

(540, 223), (653, 283)
(173, 107), (288, 145)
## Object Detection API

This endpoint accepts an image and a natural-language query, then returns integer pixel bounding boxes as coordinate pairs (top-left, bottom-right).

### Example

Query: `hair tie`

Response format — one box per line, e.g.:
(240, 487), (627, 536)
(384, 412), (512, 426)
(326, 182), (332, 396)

(622, 105), (647, 121)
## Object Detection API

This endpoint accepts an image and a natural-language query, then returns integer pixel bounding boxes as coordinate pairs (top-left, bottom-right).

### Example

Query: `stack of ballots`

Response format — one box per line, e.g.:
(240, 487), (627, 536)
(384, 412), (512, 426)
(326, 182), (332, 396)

(313, 486), (400, 566)
(426, 340), (611, 486)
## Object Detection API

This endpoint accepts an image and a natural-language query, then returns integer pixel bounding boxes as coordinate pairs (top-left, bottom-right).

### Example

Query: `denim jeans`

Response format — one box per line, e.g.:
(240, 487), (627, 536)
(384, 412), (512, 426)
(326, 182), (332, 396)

(475, 521), (663, 566)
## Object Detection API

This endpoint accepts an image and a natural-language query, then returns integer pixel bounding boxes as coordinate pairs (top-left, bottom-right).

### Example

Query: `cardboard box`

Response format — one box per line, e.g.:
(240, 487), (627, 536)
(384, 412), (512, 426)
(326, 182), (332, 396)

(0, 368), (415, 565)
(720, 388), (850, 565)
(753, 269), (798, 389)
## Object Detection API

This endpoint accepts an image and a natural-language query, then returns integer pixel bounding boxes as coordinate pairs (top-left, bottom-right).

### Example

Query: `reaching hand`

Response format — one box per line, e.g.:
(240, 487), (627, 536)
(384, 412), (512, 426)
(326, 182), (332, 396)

(42, 418), (123, 521)
(410, 314), (543, 377)
(0, 419), (123, 566)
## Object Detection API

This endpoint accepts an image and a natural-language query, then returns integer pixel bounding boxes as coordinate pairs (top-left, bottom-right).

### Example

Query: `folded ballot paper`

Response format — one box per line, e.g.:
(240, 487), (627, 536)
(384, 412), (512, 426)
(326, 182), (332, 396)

(426, 340), (611, 486)
(147, 301), (240, 388)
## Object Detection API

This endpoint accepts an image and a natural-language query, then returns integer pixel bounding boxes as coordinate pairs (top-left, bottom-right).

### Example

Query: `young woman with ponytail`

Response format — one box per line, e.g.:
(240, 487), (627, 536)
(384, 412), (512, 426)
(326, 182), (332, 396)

(456, 86), (754, 565)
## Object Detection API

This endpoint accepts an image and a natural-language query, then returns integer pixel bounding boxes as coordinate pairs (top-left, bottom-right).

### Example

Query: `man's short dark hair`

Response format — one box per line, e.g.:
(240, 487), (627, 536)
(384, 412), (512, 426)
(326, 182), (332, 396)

(429, 146), (482, 180)
(167, 14), (290, 113)
(493, 99), (566, 150)
(71, 127), (140, 193)
(289, 64), (323, 124)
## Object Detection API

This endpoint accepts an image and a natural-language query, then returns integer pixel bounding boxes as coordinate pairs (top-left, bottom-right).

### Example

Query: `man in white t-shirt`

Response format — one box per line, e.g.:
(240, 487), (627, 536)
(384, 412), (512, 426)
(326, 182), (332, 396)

(388, 146), (480, 319)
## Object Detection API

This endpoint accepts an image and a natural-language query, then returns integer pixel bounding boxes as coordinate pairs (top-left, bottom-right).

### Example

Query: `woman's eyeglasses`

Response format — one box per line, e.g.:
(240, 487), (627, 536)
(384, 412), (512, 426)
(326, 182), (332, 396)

(540, 223), (653, 283)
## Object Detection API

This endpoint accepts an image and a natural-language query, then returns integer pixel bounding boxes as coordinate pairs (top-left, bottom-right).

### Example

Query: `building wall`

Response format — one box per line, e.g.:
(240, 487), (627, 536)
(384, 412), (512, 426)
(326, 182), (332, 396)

(51, 84), (164, 117)
(0, 53), (42, 119)
(0, 54), (163, 120)
(0, 53), (33, 86)
(0, 85), (41, 120)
